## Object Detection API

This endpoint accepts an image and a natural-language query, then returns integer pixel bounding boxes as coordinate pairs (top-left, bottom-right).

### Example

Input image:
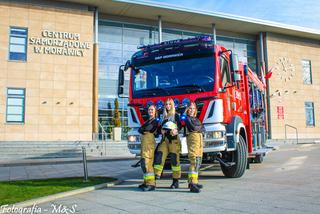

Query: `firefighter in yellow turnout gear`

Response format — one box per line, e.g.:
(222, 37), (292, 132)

(182, 102), (205, 193)
(154, 98), (182, 189)
(138, 105), (159, 191)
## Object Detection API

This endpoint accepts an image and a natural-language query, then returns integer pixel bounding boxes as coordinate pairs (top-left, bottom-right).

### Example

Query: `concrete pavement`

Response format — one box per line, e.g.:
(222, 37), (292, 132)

(0, 156), (136, 167)
(0, 159), (140, 182)
(1, 143), (320, 213)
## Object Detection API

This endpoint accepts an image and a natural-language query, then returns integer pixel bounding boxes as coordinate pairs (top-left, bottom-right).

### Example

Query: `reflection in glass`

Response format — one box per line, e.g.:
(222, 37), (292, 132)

(98, 21), (257, 140)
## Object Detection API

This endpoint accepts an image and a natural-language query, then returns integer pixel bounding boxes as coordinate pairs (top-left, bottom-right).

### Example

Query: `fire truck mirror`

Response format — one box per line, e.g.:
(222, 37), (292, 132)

(118, 85), (124, 95)
(124, 60), (131, 71)
(118, 65), (125, 86)
(231, 54), (239, 72)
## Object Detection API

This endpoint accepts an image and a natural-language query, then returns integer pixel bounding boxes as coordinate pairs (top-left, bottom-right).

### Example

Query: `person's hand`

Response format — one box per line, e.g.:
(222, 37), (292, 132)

(171, 128), (178, 136)
(161, 129), (166, 135)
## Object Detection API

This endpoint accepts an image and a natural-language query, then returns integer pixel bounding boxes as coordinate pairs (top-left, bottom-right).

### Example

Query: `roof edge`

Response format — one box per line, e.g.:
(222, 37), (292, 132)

(114, 0), (320, 36)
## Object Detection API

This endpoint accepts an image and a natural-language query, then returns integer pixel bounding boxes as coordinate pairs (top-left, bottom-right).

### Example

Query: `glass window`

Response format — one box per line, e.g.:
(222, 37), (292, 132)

(132, 56), (215, 98)
(248, 56), (258, 73)
(162, 31), (182, 41)
(220, 57), (231, 86)
(123, 27), (150, 46)
(98, 20), (257, 139)
(9, 27), (28, 61)
(98, 97), (129, 140)
(305, 102), (315, 126)
(217, 37), (256, 72)
(134, 69), (147, 90)
(6, 88), (25, 123)
(302, 60), (312, 84)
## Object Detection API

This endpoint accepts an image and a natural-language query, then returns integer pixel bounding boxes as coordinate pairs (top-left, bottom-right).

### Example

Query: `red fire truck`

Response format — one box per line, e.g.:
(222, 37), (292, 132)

(118, 36), (268, 178)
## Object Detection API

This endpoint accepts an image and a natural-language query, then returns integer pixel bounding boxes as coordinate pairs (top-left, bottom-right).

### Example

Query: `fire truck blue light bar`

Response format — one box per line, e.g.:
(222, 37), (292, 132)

(137, 35), (213, 50)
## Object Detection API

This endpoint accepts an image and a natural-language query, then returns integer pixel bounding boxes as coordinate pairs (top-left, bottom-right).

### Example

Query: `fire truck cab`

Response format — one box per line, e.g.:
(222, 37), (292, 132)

(118, 36), (268, 178)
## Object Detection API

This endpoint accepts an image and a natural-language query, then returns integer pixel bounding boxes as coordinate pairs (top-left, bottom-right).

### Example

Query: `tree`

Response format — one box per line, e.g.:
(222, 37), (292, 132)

(113, 98), (121, 127)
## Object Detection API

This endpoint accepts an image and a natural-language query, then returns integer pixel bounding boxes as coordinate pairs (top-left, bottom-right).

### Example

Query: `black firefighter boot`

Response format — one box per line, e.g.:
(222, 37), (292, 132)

(138, 183), (147, 189)
(189, 183), (201, 193)
(143, 185), (155, 191)
(196, 183), (203, 189)
(188, 183), (203, 189)
(170, 178), (179, 189)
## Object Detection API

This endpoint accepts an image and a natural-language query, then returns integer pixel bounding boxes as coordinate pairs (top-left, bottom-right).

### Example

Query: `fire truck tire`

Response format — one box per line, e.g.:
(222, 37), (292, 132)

(221, 135), (248, 178)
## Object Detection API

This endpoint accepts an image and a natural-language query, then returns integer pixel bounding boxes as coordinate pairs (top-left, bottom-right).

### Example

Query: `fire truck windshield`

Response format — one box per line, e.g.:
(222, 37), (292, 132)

(132, 55), (214, 98)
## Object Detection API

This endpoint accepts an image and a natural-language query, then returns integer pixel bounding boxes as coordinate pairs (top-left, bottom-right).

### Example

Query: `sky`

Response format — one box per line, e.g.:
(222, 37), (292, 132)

(144, 0), (320, 30)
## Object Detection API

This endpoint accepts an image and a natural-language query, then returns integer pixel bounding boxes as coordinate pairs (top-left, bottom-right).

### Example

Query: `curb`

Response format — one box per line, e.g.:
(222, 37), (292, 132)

(0, 179), (123, 213)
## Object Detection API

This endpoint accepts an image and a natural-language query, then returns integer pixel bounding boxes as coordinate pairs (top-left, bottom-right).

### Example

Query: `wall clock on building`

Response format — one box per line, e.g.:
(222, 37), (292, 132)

(274, 57), (295, 82)
(270, 57), (296, 100)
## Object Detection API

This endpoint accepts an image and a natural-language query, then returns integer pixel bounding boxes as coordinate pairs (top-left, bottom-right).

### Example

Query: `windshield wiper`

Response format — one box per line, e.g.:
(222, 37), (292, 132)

(154, 87), (170, 95)
(174, 84), (205, 93)
(139, 87), (170, 96)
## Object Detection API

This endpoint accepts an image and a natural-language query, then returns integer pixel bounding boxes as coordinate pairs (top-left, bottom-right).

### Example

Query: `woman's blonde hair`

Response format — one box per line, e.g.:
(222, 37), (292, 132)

(185, 102), (197, 117)
(148, 105), (158, 118)
(163, 98), (175, 119)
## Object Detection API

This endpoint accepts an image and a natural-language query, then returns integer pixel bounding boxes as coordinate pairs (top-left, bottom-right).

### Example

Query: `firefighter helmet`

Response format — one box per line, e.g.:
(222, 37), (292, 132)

(162, 121), (177, 130)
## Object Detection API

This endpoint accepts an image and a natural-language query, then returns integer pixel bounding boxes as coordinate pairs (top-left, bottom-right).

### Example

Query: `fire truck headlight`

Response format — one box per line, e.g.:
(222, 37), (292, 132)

(205, 131), (224, 139)
(128, 135), (140, 142)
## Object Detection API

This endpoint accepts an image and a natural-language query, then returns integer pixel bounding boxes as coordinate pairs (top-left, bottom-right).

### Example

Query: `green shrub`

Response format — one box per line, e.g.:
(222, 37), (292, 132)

(113, 98), (121, 127)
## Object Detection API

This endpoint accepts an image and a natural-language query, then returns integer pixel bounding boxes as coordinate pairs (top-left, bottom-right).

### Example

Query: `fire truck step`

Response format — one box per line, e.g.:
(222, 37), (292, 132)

(215, 157), (235, 168)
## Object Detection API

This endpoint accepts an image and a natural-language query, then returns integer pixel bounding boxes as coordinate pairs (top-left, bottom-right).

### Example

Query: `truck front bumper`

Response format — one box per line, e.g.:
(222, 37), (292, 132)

(203, 139), (227, 152)
(202, 123), (228, 152)
(128, 123), (230, 155)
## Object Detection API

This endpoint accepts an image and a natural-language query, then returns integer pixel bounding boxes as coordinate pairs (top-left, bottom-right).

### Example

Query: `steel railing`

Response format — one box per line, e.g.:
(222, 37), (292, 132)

(285, 124), (298, 144)
(96, 121), (108, 141)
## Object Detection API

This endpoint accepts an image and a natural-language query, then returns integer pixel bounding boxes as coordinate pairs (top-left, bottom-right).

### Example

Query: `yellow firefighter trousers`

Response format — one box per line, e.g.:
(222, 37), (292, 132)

(141, 132), (156, 186)
(187, 132), (203, 184)
(154, 136), (181, 179)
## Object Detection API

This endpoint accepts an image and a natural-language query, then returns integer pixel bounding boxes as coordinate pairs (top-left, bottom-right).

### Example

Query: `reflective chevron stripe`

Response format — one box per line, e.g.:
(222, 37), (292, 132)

(188, 171), (198, 178)
(171, 165), (181, 172)
(154, 165), (163, 171)
(144, 173), (155, 181)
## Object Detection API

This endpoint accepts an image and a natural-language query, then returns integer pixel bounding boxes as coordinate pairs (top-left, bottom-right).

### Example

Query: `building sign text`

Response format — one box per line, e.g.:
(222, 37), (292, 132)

(29, 30), (90, 57)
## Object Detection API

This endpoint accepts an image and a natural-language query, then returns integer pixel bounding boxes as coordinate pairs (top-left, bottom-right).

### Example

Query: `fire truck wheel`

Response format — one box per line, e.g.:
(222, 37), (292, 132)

(221, 135), (248, 178)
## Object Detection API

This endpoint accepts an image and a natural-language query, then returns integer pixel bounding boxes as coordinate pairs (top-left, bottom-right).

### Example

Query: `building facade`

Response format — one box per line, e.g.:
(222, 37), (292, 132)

(0, 1), (94, 141)
(0, 0), (319, 142)
(266, 33), (320, 139)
